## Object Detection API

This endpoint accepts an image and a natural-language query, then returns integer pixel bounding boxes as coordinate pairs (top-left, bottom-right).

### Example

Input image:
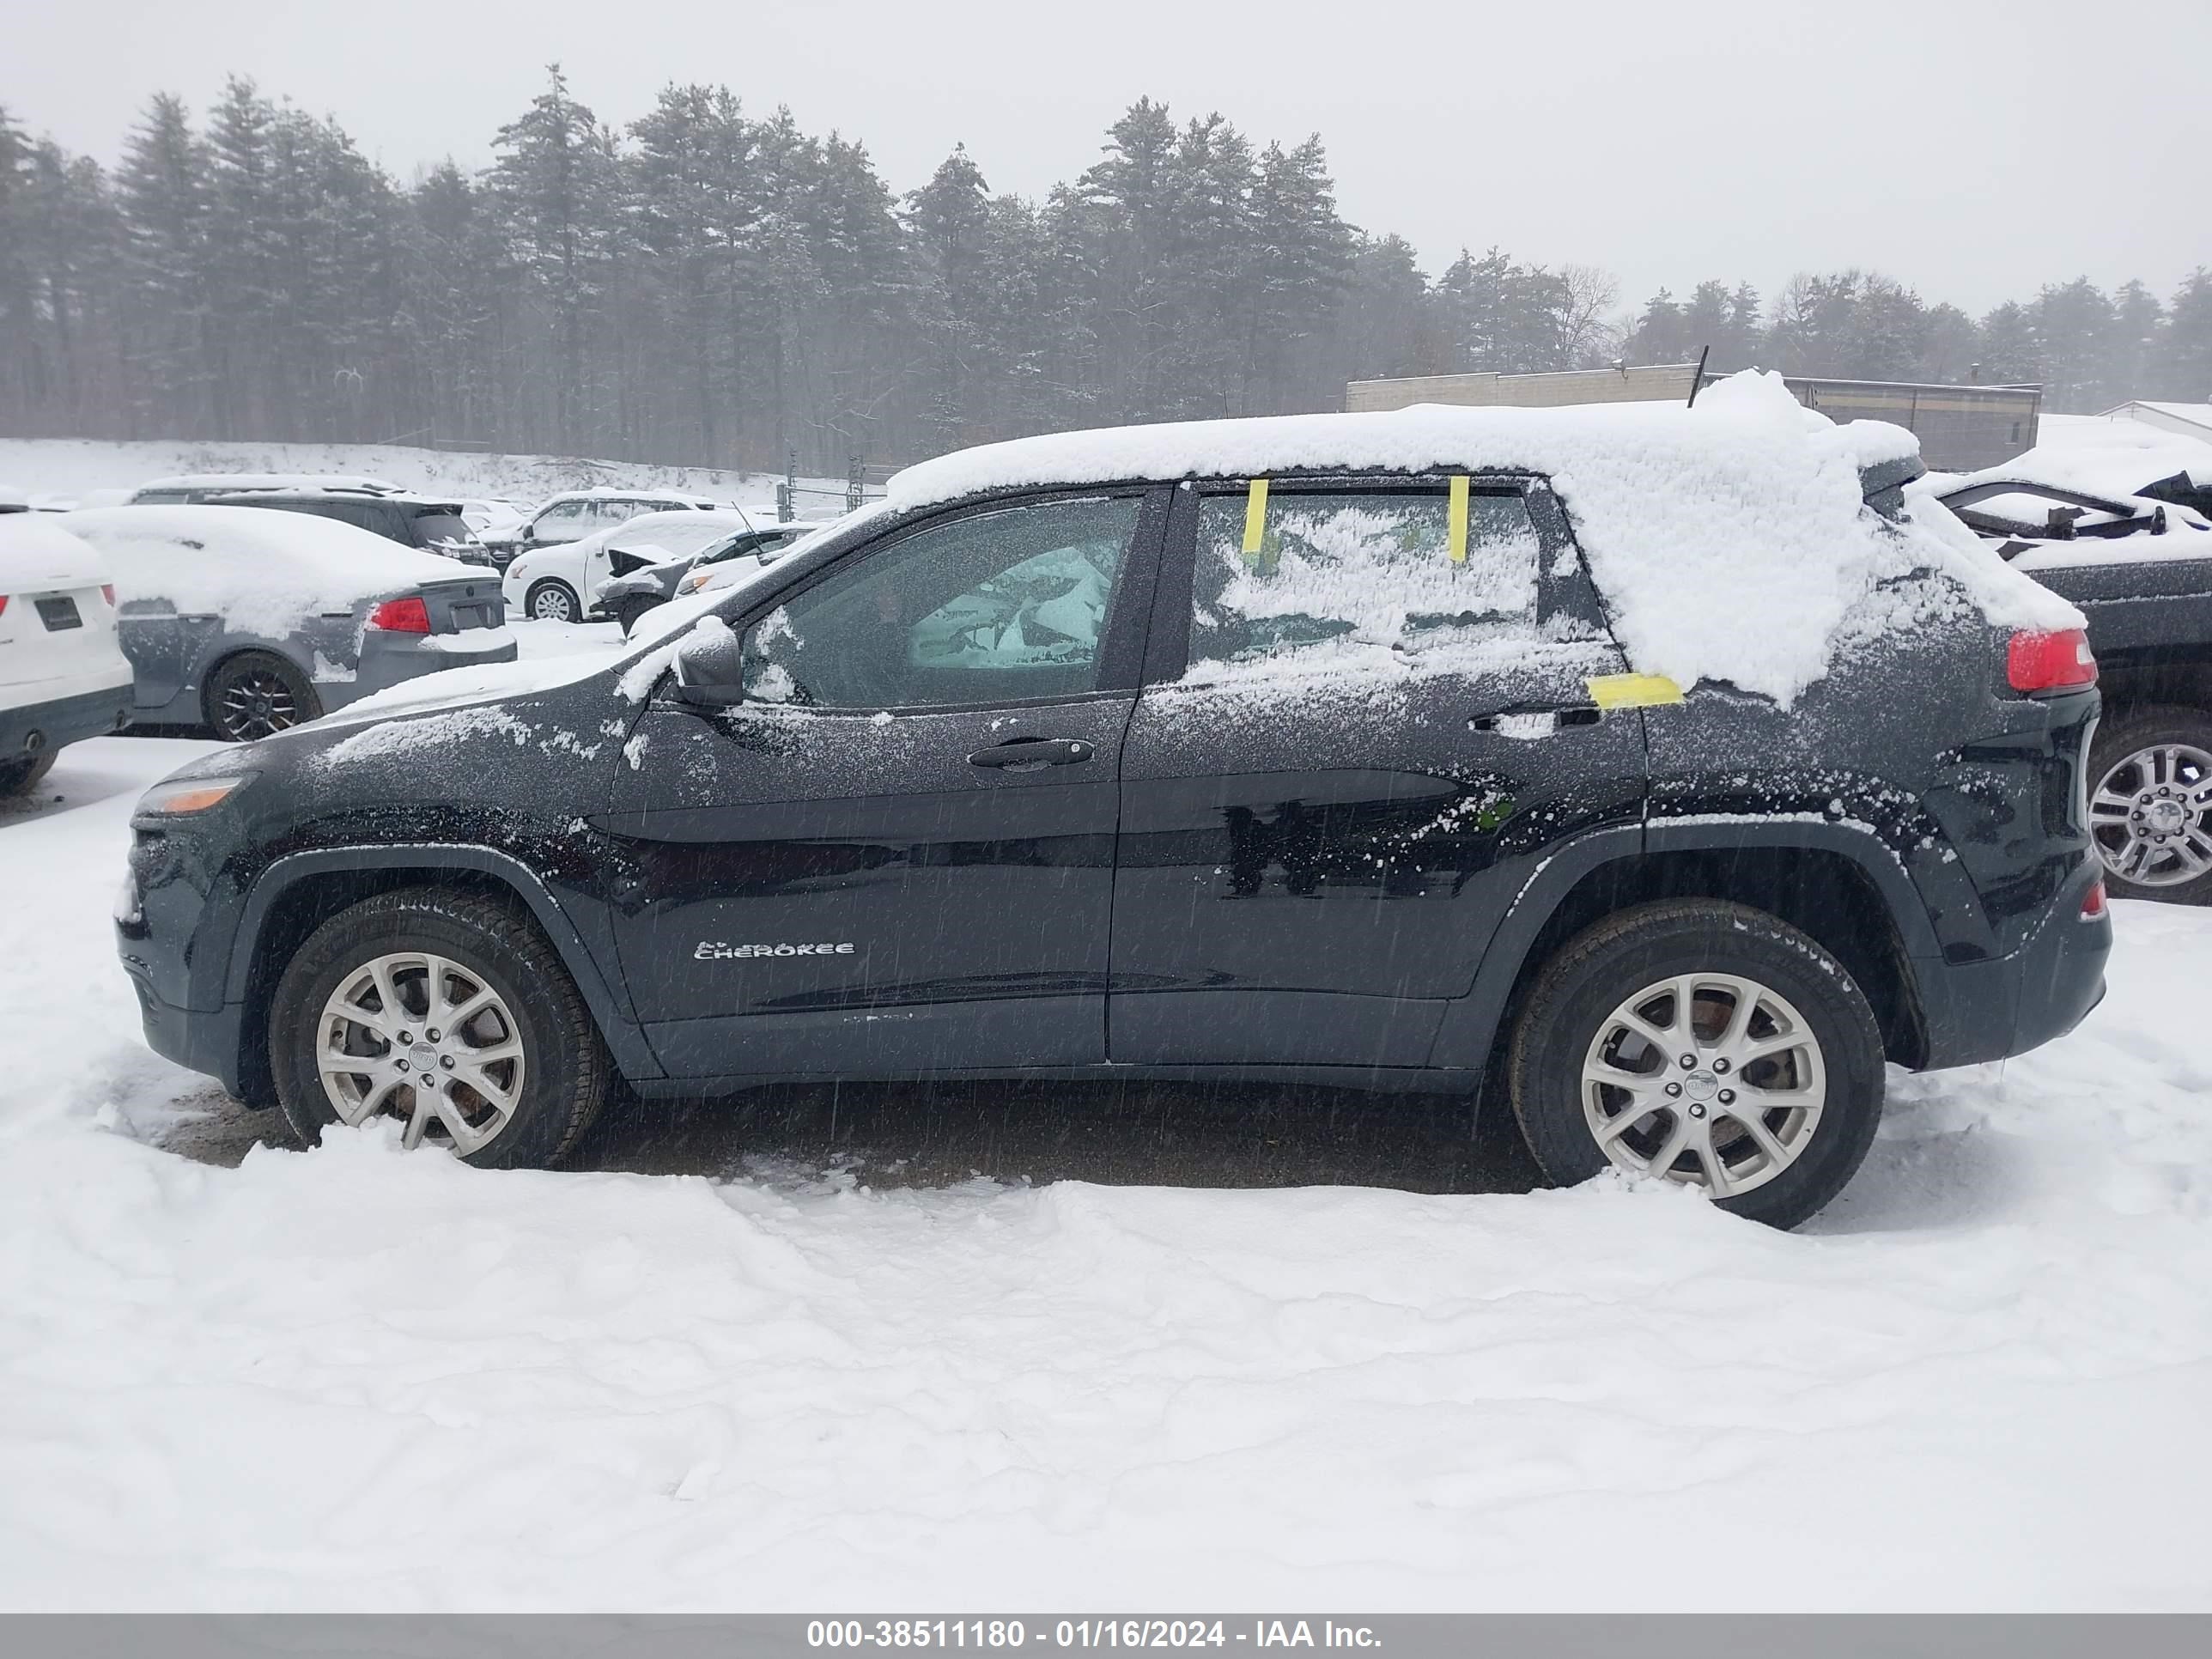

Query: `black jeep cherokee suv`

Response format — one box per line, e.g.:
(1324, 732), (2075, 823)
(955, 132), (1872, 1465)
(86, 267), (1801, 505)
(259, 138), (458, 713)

(116, 408), (2111, 1229)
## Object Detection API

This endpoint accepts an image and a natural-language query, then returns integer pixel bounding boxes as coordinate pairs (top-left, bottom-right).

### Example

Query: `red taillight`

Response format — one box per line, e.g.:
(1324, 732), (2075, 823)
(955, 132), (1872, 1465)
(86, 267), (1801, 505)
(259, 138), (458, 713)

(367, 596), (432, 634)
(2008, 628), (2097, 693)
(0, 594), (9, 617)
(2080, 879), (2107, 921)
(100, 584), (115, 606)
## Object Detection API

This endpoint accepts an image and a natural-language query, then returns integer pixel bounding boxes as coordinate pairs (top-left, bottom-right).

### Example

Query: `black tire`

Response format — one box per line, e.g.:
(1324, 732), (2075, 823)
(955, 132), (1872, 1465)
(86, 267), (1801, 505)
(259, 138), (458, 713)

(1507, 900), (1885, 1230)
(0, 749), (58, 799)
(268, 886), (611, 1169)
(525, 579), (580, 624)
(204, 650), (320, 743)
(2086, 703), (2212, 905)
(612, 594), (662, 637)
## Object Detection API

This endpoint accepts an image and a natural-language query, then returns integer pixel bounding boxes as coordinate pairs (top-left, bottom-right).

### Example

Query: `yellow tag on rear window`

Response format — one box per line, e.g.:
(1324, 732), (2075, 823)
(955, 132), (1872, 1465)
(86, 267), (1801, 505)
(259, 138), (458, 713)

(1241, 477), (1269, 562)
(1586, 672), (1686, 709)
(1448, 475), (1469, 564)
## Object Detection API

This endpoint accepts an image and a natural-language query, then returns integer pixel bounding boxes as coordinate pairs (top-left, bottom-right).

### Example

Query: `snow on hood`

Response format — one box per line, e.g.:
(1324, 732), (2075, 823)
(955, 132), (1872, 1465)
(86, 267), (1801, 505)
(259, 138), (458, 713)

(64, 505), (480, 638)
(886, 369), (2075, 704)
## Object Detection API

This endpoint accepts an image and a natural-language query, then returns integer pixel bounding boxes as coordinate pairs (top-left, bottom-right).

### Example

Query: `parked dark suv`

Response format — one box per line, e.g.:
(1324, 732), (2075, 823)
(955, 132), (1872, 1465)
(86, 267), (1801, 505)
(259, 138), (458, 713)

(205, 489), (494, 567)
(115, 405), (2110, 1228)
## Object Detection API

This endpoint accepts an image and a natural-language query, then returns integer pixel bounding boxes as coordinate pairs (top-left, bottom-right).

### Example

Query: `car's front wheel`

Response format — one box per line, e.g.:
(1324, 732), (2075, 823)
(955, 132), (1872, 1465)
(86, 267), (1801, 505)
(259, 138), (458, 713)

(268, 887), (611, 1167)
(2087, 704), (2212, 903)
(204, 651), (320, 743)
(525, 579), (580, 624)
(1508, 900), (1885, 1230)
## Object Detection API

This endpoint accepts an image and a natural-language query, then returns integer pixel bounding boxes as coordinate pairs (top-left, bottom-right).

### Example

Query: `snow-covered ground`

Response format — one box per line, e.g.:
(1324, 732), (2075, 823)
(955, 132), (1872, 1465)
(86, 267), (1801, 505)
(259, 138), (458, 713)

(0, 437), (842, 513)
(3, 724), (2209, 1611)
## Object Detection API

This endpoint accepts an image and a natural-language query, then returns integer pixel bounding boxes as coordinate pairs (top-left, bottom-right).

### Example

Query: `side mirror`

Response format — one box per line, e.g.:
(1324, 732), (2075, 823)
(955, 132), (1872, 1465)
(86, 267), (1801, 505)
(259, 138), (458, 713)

(2152, 505), (2169, 537)
(672, 681), (747, 712)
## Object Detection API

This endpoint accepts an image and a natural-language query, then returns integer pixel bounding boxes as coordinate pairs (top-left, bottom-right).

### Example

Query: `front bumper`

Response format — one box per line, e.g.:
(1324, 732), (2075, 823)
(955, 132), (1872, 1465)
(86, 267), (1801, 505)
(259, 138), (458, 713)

(123, 969), (250, 1097)
(0, 675), (137, 763)
(1914, 860), (2112, 1069)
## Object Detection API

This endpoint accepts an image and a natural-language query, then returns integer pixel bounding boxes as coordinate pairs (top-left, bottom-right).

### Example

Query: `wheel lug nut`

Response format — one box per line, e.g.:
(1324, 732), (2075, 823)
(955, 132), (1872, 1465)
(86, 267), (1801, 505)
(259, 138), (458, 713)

(398, 1030), (413, 1044)
(1680, 1054), (1697, 1069)
(1688, 1103), (1707, 1119)
(1712, 1057), (1730, 1074)
(395, 1058), (410, 1072)
(426, 1028), (441, 1042)
(1718, 1089), (1735, 1104)
(439, 1054), (455, 1070)
(1664, 1081), (1683, 1097)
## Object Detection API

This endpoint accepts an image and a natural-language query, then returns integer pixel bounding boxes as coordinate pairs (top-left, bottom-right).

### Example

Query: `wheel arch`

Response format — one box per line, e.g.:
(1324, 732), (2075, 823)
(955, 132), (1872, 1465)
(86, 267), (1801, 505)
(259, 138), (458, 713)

(225, 846), (661, 1104)
(1431, 822), (1939, 1094)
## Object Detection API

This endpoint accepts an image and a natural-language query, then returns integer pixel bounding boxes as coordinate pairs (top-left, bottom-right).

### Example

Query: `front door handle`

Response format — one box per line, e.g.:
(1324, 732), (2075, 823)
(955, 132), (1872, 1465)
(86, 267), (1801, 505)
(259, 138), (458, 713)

(1468, 702), (1602, 735)
(968, 737), (1096, 770)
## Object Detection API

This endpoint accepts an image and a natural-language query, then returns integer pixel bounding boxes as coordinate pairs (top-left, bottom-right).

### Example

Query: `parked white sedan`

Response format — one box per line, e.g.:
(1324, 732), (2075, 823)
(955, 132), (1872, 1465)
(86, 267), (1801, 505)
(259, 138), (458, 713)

(0, 489), (135, 796)
(502, 507), (758, 623)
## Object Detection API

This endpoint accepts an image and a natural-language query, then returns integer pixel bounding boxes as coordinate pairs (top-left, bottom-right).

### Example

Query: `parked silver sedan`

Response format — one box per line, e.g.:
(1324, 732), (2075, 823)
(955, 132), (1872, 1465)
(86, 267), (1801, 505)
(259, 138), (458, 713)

(66, 506), (517, 741)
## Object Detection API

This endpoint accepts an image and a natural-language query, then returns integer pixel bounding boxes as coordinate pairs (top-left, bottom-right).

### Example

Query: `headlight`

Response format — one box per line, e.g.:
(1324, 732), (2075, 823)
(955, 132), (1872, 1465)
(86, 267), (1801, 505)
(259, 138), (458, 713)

(136, 773), (257, 816)
(681, 568), (713, 594)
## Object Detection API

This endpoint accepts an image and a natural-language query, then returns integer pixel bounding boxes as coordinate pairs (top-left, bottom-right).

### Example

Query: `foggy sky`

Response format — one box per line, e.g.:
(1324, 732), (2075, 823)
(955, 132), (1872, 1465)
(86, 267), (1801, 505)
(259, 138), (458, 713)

(5, 0), (2204, 317)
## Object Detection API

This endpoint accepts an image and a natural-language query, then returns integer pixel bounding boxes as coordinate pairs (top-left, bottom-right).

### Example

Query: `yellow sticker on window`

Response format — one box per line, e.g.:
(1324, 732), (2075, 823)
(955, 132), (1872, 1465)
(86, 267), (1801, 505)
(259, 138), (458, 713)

(1241, 477), (1269, 563)
(1586, 672), (1686, 709)
(1448, 475), (1469, 564)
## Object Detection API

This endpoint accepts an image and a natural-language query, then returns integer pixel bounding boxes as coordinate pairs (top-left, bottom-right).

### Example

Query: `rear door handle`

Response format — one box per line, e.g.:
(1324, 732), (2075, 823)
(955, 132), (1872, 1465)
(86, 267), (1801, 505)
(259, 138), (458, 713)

(969, 737), (1096, 770)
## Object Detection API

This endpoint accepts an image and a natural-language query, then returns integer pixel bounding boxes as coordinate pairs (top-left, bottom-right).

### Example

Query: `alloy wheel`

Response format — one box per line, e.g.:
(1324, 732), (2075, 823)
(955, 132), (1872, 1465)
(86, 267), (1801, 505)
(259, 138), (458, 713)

(1581, 971), (1827, 1198)
(315, 951), (527, 1154)
(2088, 742), (2212, 887)
(219, 669), (301, 740)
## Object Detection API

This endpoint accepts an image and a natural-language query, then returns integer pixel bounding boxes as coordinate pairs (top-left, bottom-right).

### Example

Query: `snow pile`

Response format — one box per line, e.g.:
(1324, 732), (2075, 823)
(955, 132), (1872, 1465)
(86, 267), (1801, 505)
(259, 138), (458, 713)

(64, 506), (478, 638)
(0, 437), (814, 513)
(887, 371), (2076, 704)
(3, 737), (2212, 1608)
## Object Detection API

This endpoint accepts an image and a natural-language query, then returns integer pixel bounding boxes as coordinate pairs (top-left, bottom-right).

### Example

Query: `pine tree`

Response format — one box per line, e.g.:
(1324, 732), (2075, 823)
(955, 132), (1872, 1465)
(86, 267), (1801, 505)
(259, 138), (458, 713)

(2162, 270), (2212, 402)
(491, 65), (623, 450)
(114, 93), (212, 434)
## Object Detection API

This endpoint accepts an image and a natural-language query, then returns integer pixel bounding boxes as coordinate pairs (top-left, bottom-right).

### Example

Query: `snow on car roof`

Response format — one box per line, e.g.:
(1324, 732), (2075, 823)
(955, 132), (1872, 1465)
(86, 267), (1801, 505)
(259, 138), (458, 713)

(1984, 417), (2212, 499)
(887, 370), (2075, 704)
(66, 504), (478, 638)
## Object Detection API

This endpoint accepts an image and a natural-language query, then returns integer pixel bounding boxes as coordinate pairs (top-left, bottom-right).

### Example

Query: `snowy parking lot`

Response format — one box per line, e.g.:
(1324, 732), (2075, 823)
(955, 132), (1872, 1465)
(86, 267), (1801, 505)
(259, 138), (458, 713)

(2, 681), (2209, 1610)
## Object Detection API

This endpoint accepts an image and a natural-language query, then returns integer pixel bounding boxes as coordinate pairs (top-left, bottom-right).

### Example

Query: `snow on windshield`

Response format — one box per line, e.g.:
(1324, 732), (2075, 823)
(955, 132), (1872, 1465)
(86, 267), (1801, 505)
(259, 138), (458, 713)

(886, 370), (2077, 705)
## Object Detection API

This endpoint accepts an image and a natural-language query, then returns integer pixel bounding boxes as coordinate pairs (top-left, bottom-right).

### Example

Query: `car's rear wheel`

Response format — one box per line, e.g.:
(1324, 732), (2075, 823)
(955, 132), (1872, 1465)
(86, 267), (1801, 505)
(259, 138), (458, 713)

(2087, 704), (2212, 903)
(526, 580), (580, 624)
(204, 651), (320, 743)
(0, 750), (59, 799)
(269, 887), (611, 1168)
(1508, 900), (1885, 1230)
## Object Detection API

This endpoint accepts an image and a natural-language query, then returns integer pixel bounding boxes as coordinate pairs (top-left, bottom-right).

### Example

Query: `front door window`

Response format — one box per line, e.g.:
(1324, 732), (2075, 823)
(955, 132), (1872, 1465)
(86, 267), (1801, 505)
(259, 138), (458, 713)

(740, 495), (1139, 710)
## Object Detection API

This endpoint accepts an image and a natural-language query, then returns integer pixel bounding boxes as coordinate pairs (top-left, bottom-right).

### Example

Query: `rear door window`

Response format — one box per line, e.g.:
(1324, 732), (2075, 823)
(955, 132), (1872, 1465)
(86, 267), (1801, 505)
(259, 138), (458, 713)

(1185, 483), (1541, 681)
(531, 501), (590, 542)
